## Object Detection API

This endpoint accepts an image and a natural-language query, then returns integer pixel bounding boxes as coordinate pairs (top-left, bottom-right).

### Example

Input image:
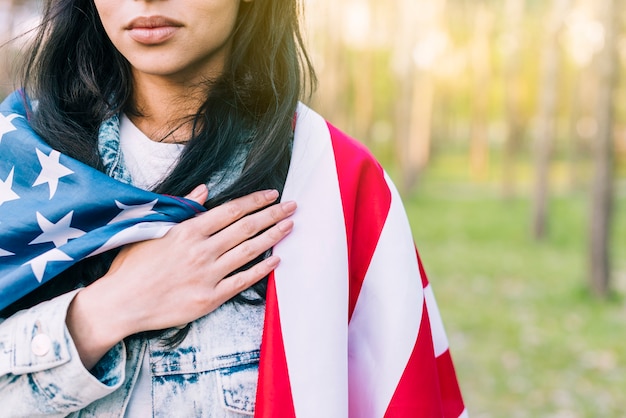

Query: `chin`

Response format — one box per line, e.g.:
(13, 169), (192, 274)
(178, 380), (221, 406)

(131, 62), (187, 77)
(130, 57), (223, 83)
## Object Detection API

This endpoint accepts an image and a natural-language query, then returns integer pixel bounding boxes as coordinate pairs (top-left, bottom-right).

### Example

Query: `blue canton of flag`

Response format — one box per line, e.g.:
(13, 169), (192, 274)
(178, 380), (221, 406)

(0, 91), (205, 311)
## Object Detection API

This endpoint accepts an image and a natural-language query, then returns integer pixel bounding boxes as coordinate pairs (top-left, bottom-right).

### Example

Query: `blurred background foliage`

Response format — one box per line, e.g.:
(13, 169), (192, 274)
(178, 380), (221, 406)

(1, 0), (625, 416)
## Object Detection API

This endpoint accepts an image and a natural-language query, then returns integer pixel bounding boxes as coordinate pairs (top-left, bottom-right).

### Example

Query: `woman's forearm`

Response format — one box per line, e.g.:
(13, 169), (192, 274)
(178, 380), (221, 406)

(65, 284), (130, 370)
(0, 291), (125, 416)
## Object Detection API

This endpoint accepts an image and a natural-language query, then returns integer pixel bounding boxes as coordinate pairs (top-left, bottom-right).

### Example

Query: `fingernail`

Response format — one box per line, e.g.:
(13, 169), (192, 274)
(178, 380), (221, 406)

(282, 201), (297, 213)
(190, 184), (206, 198)
(265, 190), (279, 200)
(266, 255), (280, 268)
(277, 219), (294, 232)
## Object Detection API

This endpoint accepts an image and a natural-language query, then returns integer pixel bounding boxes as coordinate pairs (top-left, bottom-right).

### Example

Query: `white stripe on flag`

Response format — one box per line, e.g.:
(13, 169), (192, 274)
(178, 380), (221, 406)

(272, 104), (350, 417)
(87, 221), (176, 257)
(347, 173), (424, 418)
(424, 284), (450, 357)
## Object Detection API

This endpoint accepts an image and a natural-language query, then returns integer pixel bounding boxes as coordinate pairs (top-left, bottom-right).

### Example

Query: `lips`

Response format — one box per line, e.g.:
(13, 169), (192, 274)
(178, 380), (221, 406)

(125, 16), (183, 45)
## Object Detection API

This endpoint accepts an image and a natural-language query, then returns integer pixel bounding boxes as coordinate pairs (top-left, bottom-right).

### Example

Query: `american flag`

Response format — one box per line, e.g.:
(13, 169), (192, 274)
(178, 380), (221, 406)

(0, 91), (204, 311)
(1, 89), (466, 416)
(256, 105), (467, 417)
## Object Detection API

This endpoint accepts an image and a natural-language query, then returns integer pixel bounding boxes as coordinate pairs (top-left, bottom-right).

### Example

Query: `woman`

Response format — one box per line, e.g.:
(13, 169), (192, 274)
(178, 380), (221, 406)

(0, 0), (466, 416)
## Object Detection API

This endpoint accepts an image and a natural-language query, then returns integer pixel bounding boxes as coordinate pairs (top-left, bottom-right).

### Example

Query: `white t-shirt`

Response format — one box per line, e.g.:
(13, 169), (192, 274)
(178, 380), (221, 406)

(119, 114), (185, 191)
(119, 114), (183, 417)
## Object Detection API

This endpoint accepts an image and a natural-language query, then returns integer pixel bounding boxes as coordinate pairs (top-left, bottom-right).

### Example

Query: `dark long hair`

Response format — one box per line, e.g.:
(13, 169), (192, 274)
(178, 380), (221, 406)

(2, 0), (316, 338)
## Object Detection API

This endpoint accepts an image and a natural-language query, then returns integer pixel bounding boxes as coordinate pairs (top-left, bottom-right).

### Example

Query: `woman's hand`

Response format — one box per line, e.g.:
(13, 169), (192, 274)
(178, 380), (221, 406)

(66, 185), (295, 369)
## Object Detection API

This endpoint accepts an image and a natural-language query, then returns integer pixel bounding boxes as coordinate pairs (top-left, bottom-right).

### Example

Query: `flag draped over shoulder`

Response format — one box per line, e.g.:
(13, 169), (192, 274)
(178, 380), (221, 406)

(0, 91), (205, 310)
(257, 104), (466, 417)
(0, 91), (466, 416)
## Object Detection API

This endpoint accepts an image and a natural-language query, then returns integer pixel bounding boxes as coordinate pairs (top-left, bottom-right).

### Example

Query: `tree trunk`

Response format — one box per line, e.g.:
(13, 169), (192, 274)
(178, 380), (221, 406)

(310, 0), (349, 129)
(532, 0), (569, 240)
(395, 63), (424, 194)
(469, 5), (492, 181)
(589, 0), (618, 297)
(0, 0), (18, 98)
(501, 0), (526, 199)
(409, 70), (435, 175)
(392, 0), (414, 194)
(351, 49), (375, 146)
(392, 0), (442, 194)
(566, 69), (582, 192)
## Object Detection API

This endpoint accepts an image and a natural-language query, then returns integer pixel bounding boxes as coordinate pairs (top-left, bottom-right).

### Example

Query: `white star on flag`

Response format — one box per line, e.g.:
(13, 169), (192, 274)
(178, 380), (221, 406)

(0, 248), (14, 257)
(29, 211), (86, 247)
(0, 113), (21, 143)
(33, 149), (74, 199)
(0, 167), (20, 206)
(25, 248), (73, 282)
(108, 199), (159, 224)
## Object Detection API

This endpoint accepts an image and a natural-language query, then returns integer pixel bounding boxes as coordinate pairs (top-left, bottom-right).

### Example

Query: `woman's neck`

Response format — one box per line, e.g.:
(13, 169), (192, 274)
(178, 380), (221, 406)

(129, 73), (207, 144)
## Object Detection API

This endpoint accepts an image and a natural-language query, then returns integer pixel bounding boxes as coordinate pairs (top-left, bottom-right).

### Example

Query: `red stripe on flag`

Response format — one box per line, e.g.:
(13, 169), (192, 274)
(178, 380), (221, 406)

(255, 272), (296, 418)
(417, 249), (466, 416)
(416, 247), (430, 289)
(328, 123), (391, 320)
(384, 298), (443, 417)
(436, 350), (467, 418)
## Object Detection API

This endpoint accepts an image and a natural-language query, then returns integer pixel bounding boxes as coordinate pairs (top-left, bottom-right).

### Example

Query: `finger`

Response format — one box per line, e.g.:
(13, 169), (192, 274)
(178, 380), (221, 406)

(215, 219), (293, 276)
(186, 189), (280, 236)
(215, 255), (281, 297)
(184, 184), (209, 205)
(210, 200), (296, 255)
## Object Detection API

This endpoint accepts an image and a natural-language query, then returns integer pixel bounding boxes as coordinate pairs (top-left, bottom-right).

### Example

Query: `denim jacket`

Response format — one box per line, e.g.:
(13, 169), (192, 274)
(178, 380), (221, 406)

(0, 289), (265, 417)
(0, 115), (263, 417)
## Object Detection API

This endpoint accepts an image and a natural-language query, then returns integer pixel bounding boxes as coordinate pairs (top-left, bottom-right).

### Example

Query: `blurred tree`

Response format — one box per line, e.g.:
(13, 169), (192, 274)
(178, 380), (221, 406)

(307, 0), (350, 130)
(588, 0), (618, 297)
(561, 3), (605, 192)
(501, 0), (527, 198)
(392, 0), (445, 194)
(565, 67), (591, 192)
(532, 0), (569, 240)
(0, 0), (40, 97)
(349, 48), (375, 145)
(469, 4), (493, 181)
(1, 0), (18, 97)
(340, 0), (377, 146)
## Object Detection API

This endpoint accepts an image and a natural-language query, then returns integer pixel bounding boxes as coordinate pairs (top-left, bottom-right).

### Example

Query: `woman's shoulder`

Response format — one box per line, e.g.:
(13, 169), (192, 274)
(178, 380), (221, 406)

(294, 102), (382, 173)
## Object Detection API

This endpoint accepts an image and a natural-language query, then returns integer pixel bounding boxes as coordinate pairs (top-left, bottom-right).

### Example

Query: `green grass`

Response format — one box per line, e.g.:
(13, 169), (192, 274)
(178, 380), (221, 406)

(401, 171), (626, 417)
